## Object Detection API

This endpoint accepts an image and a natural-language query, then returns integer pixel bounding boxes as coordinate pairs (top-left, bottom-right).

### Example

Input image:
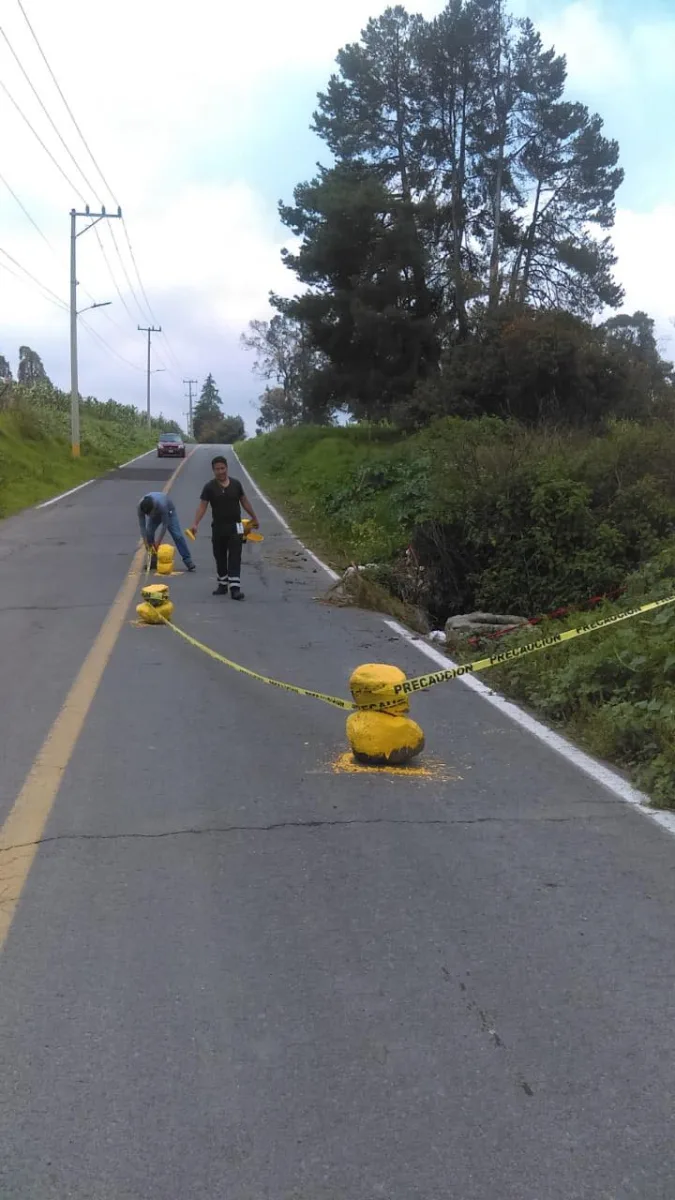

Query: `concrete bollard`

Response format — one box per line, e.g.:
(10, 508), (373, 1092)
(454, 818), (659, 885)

(347, 663), (425, 766)
(137, 582), (173, 625)
(156, 544), (175, 575)
(136, 599), (174, 624)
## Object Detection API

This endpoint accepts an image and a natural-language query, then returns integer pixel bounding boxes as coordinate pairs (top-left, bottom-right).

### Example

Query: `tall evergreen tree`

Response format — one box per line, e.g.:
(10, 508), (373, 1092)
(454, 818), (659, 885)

(280, 162), (442, 418)
(18, 346), (49, 386)
(193, 373), (223, 441)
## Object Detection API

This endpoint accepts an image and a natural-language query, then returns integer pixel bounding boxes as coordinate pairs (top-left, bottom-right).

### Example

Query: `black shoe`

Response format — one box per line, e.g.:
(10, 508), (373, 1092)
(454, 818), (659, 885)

(213, 583), (228, 596)
(230, 587), (245, 601)
(186, 563), (196, 572)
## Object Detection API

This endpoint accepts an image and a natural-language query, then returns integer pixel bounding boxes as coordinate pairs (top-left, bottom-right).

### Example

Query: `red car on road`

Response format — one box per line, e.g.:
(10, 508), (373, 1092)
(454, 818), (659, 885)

(157, 432), (186, 459)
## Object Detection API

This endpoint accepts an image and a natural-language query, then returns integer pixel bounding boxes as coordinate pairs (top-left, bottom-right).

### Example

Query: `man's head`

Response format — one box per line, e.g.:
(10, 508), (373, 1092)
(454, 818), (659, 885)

(212, 455), (228, 484)
(139, 496), (155, 515)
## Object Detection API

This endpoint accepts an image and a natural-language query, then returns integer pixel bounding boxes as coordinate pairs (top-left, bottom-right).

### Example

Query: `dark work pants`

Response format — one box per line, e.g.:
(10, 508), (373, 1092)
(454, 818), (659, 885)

(212, 532), (242, 588)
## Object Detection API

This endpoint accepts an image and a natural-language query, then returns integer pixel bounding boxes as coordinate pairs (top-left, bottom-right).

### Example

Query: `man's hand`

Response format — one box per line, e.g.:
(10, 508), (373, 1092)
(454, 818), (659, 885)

(189, 526), (198, 538)
(250, 516), (260, 530)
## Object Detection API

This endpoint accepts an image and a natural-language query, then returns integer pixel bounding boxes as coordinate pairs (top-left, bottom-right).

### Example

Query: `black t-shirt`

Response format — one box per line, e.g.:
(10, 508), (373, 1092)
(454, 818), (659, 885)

(200, 477), (244, 533)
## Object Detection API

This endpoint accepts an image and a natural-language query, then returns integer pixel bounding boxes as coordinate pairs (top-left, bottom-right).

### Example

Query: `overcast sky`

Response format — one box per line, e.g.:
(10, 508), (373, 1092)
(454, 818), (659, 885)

(1, 0), (674, 432)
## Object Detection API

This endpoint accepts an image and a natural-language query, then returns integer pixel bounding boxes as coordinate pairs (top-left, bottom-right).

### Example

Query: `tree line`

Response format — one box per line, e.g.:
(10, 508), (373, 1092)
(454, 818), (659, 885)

(242, 0), (673, 430)
(1, 346), (250, 443)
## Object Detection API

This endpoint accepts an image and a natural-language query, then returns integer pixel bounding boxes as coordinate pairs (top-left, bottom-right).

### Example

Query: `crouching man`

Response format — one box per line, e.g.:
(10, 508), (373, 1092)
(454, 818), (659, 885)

(137, 492), (196, 571)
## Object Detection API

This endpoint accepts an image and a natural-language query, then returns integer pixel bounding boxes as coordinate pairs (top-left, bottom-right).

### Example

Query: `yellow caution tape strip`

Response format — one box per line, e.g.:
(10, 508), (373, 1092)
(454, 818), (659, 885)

(154, 591), (675, 713)
(163, 619), (356, 711)
(386, 592), (675, 706)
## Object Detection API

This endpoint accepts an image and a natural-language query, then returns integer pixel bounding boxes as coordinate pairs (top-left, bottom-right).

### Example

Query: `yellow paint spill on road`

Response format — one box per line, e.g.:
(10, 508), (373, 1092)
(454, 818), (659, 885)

(330, 752), (459, 782)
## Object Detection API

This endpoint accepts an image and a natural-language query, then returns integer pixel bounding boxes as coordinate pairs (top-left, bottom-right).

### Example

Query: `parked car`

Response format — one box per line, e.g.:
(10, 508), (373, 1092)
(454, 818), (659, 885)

(157, 432), (186, 458)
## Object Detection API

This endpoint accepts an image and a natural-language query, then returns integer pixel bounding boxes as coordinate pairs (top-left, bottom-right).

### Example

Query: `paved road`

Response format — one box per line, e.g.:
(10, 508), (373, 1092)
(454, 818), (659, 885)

(1, 445), (675, 1200)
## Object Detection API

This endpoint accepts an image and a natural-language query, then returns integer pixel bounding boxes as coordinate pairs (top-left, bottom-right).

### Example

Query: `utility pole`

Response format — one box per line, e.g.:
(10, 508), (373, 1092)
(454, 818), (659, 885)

(70, 205), (121, 456)
(138, 325), (162, 428)
(183, 378), (197, 437)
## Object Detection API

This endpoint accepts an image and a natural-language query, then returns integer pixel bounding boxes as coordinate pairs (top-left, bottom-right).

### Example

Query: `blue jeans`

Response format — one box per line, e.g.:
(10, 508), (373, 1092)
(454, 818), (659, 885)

(148, 503), (193, 567)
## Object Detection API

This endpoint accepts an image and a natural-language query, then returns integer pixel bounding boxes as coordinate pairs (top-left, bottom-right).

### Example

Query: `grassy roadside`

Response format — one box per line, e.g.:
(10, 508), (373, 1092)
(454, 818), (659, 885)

(238, 424), (418, 568)
(0, 390), (161, 517)
(240, 427), (675, 808)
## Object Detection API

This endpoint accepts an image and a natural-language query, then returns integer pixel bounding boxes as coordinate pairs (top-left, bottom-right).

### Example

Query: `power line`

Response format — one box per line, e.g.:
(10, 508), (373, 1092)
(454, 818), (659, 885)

(13, 2), (161, 331)
(0, 75), (84, 200)
(0, 23), (97, 200)
(0, 244), (67, 309)
(0, 167), (56, 253)
(3, 7), (152, 334)
(0, 167), (133, 328)
(0, 55), (134, 326)
(80, 317), (146, 373)
(121, 218), (156, 321)
(106, 221), (150, 322)
(15, 0), (117, 202)
(9, 1), (176, 376)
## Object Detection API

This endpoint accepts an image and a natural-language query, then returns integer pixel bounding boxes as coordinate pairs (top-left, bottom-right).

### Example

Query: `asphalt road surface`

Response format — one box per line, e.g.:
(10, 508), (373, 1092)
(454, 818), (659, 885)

(1, 445), (675, 1200)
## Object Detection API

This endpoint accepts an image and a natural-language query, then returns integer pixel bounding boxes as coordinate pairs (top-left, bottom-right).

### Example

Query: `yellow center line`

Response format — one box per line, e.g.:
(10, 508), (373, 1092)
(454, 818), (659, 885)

(0, 447), (197, 952)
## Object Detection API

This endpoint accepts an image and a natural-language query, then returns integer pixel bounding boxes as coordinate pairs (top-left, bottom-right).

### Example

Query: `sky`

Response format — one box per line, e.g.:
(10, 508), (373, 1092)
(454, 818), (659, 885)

(0, 0), (674, 432)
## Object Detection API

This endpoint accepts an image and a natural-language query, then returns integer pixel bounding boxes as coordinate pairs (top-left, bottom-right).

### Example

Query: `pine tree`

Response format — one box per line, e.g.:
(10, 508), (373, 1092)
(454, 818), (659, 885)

(18, 346), (49, 386)
(193, 374), (223, 441)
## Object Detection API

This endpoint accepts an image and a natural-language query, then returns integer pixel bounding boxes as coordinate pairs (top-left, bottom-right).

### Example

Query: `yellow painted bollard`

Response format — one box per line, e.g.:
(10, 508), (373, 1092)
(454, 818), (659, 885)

(156, 544), (175, 575)
(349, 663), (410, 714)
(136, 599), (174, 625)
(346, 663), (425, 767)
(137, 582), (173, 625)
(141, 583), (169, 607)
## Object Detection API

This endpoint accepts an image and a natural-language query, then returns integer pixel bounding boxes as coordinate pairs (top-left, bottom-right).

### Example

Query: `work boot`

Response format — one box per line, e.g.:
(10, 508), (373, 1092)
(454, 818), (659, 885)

(230, 587), (245, 601)
(213, 583), (228, 596)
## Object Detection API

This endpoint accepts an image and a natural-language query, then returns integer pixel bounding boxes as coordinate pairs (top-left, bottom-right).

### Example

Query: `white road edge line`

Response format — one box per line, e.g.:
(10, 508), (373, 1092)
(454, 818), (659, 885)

(116, 449), (155, 469)
(234, 444), (675, 838)
(232, 448), (340, 581)
(383, 622), (675, 837)
(36, 450), (157, 510)
(36, 479), (94, 508)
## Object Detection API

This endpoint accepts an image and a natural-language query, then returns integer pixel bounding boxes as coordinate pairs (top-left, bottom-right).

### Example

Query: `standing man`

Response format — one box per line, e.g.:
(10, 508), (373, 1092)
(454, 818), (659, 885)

(191, 455), (259, 599)
(137, 492), (196, 572)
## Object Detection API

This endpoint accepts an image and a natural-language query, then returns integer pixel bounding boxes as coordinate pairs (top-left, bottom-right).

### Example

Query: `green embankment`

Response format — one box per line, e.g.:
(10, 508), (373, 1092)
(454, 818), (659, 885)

(240, 422), (675, 808)
(0, 386), (168, 516)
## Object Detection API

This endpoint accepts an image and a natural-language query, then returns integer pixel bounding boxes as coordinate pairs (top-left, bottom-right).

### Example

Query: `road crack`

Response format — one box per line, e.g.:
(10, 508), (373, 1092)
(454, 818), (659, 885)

(0, 811), (617, 853)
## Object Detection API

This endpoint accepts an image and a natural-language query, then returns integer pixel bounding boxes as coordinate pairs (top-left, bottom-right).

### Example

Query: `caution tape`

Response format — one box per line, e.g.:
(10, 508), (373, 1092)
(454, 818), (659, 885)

(385, 592), (675, 706)
(163, 619), (355, 711)
(153, 591), (675, 713)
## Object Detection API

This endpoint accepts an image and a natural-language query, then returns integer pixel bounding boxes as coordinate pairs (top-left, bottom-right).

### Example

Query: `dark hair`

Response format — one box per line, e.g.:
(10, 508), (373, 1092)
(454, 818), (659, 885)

(140, 496), (154, 515)
(211, 456), (227, 468)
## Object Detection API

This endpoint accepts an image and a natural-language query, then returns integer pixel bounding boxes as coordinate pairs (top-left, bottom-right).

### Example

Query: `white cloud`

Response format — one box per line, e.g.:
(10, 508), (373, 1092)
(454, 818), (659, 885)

(612, 205), (675, 356)
(535, 0), (675, 94)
